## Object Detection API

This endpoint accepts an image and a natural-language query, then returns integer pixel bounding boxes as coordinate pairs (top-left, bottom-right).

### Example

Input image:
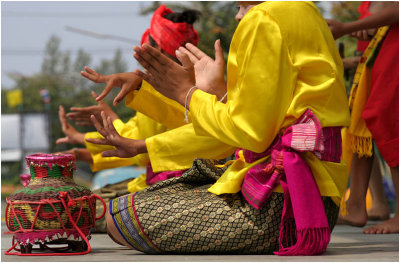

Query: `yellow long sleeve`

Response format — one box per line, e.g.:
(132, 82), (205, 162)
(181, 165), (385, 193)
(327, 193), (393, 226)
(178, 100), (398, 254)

(146, 124), (236, 173)
(193, 2), (350, 205)
(125, 2), (350, 205)
(125, 80), (190, 129)
(190, 2), (349, 153)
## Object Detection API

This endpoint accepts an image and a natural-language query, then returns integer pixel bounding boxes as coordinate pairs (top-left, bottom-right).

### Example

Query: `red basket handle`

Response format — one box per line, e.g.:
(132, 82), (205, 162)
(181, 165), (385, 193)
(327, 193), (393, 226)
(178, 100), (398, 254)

(92, 194), (107, 220)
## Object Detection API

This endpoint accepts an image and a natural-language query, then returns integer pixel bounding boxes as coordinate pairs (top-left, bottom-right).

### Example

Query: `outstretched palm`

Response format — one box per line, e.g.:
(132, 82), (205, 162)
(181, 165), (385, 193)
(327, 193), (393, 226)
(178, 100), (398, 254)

(81, 66), (142, 106)
(67, 91), (118, 126)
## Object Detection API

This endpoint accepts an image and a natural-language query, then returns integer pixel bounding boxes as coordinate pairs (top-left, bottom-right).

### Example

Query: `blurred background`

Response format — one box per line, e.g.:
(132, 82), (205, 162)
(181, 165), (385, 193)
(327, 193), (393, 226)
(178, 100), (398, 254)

(3, 2), (395, 212)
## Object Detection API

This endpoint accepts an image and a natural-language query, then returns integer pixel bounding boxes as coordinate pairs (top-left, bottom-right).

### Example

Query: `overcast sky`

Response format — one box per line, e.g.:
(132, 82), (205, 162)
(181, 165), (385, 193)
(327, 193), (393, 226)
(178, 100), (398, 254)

(1, 1), (333, 89)
(1, 1), (155, 89)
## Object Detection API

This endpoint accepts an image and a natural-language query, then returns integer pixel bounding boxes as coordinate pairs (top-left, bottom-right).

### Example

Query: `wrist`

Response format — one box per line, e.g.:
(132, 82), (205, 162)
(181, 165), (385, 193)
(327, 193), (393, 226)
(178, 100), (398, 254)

(135, 139), (148, 155)
(76, 133), (85, 145)
(186, 86), (198, 106)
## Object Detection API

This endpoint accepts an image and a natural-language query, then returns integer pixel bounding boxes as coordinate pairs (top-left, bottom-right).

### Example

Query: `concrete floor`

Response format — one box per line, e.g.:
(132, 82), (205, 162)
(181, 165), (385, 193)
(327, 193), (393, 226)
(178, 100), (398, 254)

(1, 221), (398, 262)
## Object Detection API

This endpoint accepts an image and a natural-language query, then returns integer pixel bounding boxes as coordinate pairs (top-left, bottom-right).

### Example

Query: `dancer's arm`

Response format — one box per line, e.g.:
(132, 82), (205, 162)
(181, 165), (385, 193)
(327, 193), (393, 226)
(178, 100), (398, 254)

(327, 2), (398, 39)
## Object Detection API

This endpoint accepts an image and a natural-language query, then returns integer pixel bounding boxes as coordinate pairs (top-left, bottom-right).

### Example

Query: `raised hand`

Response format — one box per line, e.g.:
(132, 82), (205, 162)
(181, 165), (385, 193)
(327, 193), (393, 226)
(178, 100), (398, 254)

(85, 111), (147, 158)
(56, 105), (85, 145)
(55, 148), (93, 163)
(80, 66), (142, 106)
(133, 44), (196, 106)
(326, 19), (347, 39)
(178, 39), (227, 101)
(67, 91), (119, 126)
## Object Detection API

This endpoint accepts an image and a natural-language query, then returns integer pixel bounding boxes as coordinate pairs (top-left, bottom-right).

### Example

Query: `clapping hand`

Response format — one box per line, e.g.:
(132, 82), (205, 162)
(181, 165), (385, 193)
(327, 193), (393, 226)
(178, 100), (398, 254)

(67, 91), (119, 126)
(85, 111), (147, 158)
(133, 44), (196, 106)
(178, 40), (227, 101)
(81, 66), (142, 106)
(56, 105), (85, 145)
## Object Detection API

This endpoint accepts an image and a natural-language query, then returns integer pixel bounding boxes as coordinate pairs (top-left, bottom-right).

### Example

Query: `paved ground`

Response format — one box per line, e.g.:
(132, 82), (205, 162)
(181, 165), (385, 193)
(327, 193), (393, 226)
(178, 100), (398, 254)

(1, 220), (398, 262)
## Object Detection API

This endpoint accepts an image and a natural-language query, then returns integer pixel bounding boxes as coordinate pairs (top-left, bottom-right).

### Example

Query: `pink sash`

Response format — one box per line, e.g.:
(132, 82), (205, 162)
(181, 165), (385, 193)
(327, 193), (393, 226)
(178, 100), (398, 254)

(240, 109), (342, 255)
(145, 164), (185, 186)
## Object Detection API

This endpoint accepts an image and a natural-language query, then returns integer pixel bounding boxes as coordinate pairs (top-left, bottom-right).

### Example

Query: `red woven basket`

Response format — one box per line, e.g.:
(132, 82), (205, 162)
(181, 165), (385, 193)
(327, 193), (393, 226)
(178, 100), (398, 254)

(5, 153), (106, 256)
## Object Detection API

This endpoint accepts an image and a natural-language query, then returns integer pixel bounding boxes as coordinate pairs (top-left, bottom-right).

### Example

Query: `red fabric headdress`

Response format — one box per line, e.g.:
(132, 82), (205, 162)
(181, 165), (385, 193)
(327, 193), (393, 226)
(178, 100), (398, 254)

(140, 5), (199, 57)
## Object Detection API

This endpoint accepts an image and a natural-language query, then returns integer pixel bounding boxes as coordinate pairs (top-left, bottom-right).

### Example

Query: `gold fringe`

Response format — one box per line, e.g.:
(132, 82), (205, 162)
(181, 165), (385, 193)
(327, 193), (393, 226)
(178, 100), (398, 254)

(349, 134), (373, 158)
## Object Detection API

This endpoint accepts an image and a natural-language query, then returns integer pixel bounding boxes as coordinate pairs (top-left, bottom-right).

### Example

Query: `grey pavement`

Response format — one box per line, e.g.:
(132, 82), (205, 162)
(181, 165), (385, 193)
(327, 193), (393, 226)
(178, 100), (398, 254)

(1, 221), (398, 262)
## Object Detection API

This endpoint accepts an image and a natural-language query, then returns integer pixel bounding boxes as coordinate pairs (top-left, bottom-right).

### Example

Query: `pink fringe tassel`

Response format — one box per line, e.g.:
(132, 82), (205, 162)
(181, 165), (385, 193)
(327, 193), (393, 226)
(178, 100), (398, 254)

(274, 227), (331, 256)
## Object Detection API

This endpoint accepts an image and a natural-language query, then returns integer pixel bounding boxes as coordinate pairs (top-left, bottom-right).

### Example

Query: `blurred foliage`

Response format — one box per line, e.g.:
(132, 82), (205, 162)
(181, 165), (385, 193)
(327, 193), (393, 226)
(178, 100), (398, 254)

(332, 1), (361, 57)
(331, 2), (361, 22)
(331, 2), (362, 92)
(2, 35), (135, 153)
(1, 162), (22, 185)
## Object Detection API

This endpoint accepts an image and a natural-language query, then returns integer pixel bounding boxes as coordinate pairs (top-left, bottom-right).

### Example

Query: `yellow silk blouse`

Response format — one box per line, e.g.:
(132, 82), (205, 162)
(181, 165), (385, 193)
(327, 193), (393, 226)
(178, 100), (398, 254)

(126, 2), (350, 205)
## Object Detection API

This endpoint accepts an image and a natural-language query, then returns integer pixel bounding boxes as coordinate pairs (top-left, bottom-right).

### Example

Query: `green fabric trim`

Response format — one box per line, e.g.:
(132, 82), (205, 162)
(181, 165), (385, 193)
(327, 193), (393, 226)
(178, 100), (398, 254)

(13, 185), (89, 195)
(30, 166), (36, 179)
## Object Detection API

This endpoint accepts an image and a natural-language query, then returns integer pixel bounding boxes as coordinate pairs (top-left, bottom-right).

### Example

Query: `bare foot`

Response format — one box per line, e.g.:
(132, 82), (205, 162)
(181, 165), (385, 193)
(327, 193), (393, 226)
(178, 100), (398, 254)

(363, 215), (399, 234)
(337, 202), (368, 227)
(367, 205), (391, 221)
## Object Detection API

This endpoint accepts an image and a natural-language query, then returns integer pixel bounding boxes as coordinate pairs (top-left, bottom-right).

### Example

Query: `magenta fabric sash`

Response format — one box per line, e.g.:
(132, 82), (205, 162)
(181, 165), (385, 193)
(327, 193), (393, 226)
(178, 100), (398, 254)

(146, 164), (185, 186)
(240, 109), (342, 256)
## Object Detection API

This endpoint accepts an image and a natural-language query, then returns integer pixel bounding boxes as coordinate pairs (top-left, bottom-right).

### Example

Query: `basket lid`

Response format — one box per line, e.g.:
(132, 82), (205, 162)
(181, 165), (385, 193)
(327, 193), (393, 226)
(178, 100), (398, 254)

(25, 154), (76, 170)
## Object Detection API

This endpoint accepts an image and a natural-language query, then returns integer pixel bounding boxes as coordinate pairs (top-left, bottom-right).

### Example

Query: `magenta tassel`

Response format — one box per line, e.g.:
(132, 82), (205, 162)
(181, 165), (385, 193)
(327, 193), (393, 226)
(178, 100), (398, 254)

(274, 227), (330, 256)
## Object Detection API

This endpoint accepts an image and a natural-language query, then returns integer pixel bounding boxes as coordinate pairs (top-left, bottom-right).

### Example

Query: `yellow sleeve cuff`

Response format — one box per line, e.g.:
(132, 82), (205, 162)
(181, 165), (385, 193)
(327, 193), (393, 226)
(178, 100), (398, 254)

(127, 173), (149, 193)
(125, 81), (190, 129)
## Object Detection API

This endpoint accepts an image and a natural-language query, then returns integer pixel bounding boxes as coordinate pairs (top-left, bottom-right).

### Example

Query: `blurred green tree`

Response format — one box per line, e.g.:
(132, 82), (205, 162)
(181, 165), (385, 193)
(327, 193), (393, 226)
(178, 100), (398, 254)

(2, 35), (133, 153)
(331, 1), (361, 58)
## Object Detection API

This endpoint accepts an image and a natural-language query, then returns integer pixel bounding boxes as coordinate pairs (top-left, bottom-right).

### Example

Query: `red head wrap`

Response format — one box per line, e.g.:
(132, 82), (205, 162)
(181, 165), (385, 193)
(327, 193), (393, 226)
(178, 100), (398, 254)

(140, 5), (199, 58)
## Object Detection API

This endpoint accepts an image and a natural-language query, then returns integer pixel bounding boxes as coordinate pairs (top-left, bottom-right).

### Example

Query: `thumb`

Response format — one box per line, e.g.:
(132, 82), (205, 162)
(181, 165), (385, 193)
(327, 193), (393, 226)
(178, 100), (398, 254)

(215, 39), (224, 64)
(176, 50), (193, 69)
(101, 150), (120, 158)
(56, 137), (69, 144)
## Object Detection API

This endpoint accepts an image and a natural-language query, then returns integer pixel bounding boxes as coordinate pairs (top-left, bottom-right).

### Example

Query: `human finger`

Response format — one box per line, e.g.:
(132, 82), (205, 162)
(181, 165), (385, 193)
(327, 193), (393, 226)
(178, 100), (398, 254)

(69, 105), (95, 113)
(67, 111), (91, 118)
(75, 121), (94, 127)
(361, 30), (369, 41)
(85, 137), (110, 145)
(56, 137), (69, 144)
(90, 114), (107, 137)
(84, 66), (97, 74)
(81, 66), (101, 83)
(133, 46), (160, 74)
(101, 150), (121, 158)
(58, 105), (69, 129)
(91, 91), (98, 99)
(176, 50), (193, 69)
(178, 46), (199, 64)
(85, 66), (106, 82)
(106, 115), (118, 135)
(100, 111), (110, 132)
(96, 79), (117, 101)
(80, 71), (96, 82)
(113, 87), (130, 106)
(185, 43), (208, 60)
(142, 44), (171, 66)
(214, 39), (224, 64)
(133, 69), (155, 87)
